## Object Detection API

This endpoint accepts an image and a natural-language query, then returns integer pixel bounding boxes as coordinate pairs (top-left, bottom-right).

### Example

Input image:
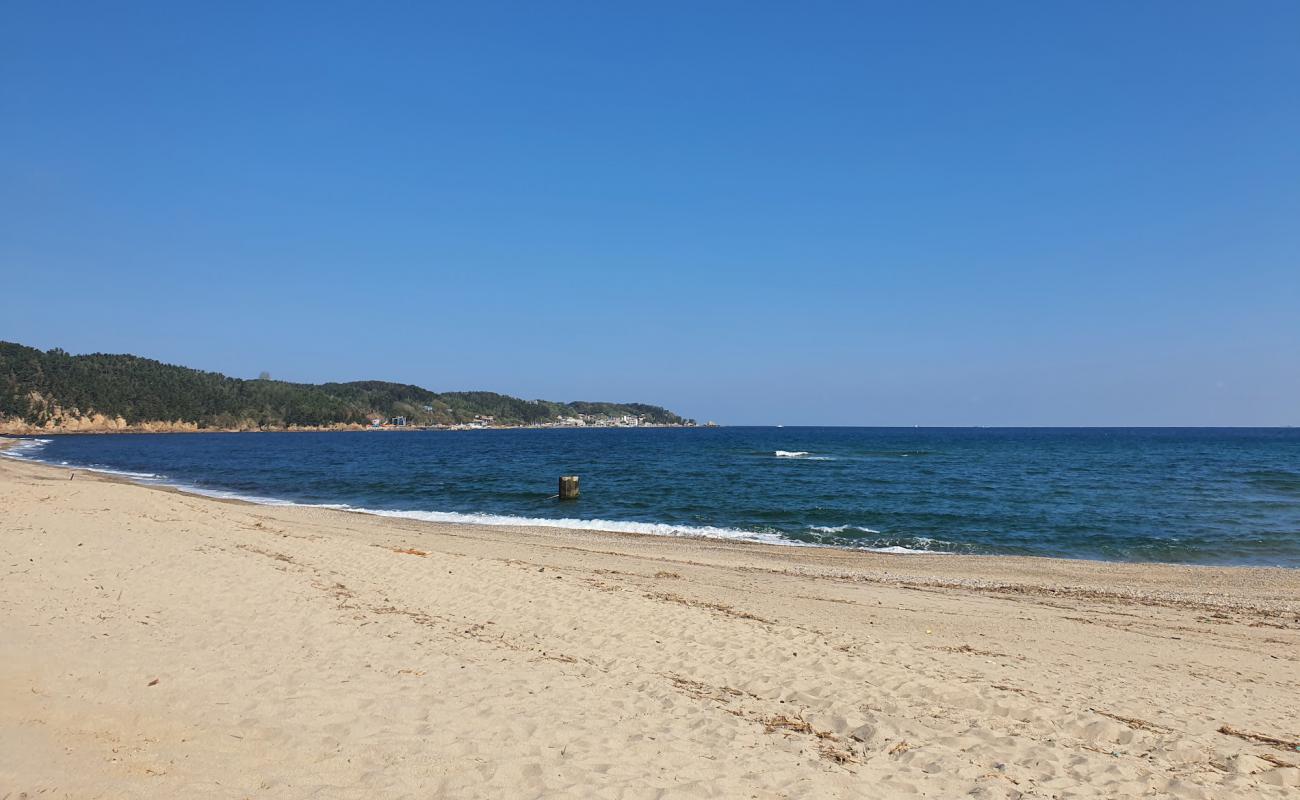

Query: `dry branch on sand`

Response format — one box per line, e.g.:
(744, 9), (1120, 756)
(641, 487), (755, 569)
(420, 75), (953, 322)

(1217, 724), (1300, 753)
(1092, 709), (1172, 734)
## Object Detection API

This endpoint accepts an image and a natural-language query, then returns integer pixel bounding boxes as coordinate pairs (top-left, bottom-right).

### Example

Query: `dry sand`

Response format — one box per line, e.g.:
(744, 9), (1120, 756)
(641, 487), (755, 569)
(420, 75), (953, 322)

(1, 451), (1297, 798)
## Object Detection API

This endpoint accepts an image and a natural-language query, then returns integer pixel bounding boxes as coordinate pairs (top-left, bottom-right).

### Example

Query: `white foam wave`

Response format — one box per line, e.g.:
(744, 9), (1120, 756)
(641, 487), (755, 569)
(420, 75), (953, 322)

(805, 527), (948, 554)
(336, 506), (797, 545)
(167, 490), (804, 547)
(0, 438), (53, 459)
(2, 440), (166, 481)
(155, 485), (800, 545)
(807, 524), (882, 534)
(773, 450), (834, 460)
(84, 466), (164, 480)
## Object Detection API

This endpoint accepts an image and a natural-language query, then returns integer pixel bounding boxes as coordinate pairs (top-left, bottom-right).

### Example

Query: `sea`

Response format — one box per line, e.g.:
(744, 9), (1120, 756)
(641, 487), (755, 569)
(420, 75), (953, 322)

(5, 427), (1300, 567)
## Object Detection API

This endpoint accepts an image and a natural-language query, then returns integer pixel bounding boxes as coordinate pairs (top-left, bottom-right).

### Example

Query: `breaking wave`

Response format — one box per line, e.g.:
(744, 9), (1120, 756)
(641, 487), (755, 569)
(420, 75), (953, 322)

(0, 438), (53, 459)
(807, 524), (881, 534)
(774, 450), (834, 460)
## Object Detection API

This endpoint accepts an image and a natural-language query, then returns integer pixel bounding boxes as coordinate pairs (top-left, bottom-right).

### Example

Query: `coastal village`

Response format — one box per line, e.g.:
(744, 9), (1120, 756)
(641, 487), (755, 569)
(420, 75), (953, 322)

(369, 412), (701, 431)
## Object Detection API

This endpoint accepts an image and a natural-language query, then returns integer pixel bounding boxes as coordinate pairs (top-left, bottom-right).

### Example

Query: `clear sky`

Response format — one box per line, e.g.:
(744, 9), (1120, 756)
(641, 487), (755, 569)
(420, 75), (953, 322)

(3, 2), (1298, 425)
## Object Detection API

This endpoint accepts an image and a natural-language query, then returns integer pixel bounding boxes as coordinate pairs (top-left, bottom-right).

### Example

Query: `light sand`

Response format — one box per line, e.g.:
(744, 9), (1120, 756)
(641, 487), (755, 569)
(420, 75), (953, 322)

(1, 453), (1297, 799)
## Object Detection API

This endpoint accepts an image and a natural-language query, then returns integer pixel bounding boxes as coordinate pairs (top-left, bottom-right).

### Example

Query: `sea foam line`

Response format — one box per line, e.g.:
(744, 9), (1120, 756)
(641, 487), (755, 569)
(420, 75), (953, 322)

(2, 439), (167, 480)
(328, 508), (946, 553)
(0, 437), (53, 458)
(337, 507), (800, 545)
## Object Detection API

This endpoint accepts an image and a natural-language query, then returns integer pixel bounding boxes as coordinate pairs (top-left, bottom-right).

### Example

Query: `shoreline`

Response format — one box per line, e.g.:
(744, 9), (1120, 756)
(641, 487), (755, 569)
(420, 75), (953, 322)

(3, 436), (1298, 584)
(4, 445), (1298, 611)
(10, 437), (1300, 582)
(2, 453), (1297, 797)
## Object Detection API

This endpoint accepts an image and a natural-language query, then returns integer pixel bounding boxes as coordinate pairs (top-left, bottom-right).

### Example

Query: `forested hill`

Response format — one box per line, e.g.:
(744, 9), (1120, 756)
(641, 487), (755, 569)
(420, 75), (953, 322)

(0, 342), (690, 431)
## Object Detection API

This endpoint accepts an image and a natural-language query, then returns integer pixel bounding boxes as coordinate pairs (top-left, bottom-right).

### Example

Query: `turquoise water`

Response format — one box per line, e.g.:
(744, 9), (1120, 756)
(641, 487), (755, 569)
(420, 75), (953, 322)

(8, 427), (1300, 567)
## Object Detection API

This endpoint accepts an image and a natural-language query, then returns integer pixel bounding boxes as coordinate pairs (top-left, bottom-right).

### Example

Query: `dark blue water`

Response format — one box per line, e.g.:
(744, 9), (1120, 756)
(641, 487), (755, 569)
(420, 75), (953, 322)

(8, 428), (1300, 567)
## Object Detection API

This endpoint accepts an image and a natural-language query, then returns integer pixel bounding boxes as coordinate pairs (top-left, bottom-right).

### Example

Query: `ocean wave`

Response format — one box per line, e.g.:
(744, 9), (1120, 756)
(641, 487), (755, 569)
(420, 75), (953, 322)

(1244, 469), (1300, 496)
(2, 442), (169, 482)
(774, 450), (834, 460)
(807, 524), (881, 534)
(20, 457), (163, 482)
(2, 440), (167, 481)
(860, 540), (952, 555)
(164, 485), (947, 552)
(172, 489), (805, 546)
(858, 449), (933, 458)
(335, 507), (799, 545)
(81, 465), (165, 480)
(801, 526), (953, 555)
(180, 493), (942, 552)
(0, 438), (53, 459)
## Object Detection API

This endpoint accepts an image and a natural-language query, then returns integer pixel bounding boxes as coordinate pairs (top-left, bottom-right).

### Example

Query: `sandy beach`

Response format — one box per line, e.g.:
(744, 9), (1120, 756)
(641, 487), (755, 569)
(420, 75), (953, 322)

(1, 452), (1297, 799)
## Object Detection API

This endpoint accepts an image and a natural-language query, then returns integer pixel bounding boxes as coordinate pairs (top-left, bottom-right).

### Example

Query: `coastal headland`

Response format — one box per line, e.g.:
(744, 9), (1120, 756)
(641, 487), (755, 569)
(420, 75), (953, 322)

(1, 450), (1297, 798)
(0, 341), (696, 435)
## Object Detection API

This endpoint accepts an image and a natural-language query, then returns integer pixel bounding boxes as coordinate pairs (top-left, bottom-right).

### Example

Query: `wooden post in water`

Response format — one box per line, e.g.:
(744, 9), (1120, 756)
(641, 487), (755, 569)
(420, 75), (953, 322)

(559, 475), (580, 500)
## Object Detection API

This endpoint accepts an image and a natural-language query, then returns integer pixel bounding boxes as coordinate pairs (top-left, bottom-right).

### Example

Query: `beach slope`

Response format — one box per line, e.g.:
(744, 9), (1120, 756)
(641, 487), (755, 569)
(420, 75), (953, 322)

(1, 454), (1297, 798)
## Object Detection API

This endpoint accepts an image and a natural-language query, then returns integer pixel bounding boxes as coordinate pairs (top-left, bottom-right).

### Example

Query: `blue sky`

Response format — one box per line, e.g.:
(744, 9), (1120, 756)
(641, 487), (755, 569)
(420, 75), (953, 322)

(3, 2), (1298, 425)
